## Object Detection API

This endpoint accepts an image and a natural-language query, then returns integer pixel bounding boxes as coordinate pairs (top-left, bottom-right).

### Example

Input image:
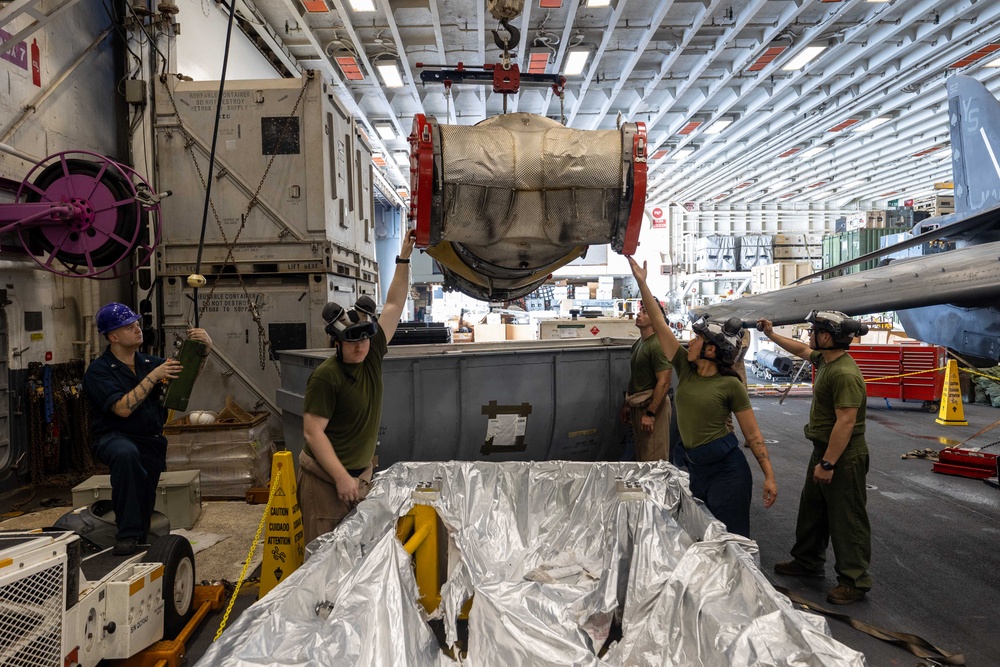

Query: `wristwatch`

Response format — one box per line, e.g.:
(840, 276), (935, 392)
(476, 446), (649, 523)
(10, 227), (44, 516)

(819, 459), (836, 471)
(395, 256), (410, 265)
(644, 409), (656, 418)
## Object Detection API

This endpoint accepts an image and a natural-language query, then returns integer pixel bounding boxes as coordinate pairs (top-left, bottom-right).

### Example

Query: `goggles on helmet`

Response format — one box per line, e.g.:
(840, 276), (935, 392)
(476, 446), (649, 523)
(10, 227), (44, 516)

(323, 296), (379, 343)
(690, 315), (744, 366)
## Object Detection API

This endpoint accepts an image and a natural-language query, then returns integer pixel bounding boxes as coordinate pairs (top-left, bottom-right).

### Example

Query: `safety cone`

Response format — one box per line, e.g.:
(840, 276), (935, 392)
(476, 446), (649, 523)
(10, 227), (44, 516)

(935, 359), (968, 426)
(259, 451), (304, 598)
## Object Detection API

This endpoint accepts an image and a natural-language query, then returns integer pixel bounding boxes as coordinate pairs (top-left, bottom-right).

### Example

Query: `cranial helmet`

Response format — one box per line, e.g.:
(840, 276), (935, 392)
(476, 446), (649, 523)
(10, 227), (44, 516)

(323, 296), (379, 343)
(96, 302), (140, 335)
(805, 310), (868, 347)
(691, 315), (745, 366)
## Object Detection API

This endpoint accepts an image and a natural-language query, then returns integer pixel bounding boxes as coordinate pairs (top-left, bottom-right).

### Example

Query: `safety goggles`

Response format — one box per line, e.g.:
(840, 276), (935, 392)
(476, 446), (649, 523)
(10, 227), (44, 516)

(341, 321), (378, 342)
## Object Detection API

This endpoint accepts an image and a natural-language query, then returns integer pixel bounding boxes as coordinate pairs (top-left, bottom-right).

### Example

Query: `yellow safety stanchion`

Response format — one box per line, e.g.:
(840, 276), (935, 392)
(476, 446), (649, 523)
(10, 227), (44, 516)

(259, 451), (304, 598)
(936, 359), (968, 426)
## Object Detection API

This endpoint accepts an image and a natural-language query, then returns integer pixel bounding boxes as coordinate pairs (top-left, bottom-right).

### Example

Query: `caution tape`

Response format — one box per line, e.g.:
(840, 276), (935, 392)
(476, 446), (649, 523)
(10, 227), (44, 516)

(214, 467), (282, 642)
(860, 366), (1000, 385)
(862, 367), (946, 383)
(960, 367), (1000, 384)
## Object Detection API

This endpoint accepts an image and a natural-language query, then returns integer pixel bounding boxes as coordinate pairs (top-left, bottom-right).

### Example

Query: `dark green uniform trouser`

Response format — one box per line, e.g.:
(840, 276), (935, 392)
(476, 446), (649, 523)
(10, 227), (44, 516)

(790, 439), (873, 591)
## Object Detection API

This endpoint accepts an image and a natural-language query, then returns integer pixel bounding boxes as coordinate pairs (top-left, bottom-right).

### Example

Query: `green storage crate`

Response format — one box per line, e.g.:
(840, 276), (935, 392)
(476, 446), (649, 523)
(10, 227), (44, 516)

(72, 470), (202, 529)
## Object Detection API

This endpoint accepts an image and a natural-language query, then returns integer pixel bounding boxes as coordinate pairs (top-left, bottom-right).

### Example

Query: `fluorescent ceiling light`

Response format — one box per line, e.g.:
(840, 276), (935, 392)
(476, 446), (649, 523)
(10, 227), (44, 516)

(841, 179), (866, 190)
(866, 0), (890, 3)
(853, 115), (892, 133)
(564, 49), (590, 76)
(705, 118), (734, 134)
(349, 0), (376, 10)
(782, 45), (826, 71)
(800, 145), (827, 159)
(376, 62), (404, 88)
(394, 152), (410, 167)
(374, 122), (396, 141)
(987, 56), (1000, 68)
(588, 0), (612, 6)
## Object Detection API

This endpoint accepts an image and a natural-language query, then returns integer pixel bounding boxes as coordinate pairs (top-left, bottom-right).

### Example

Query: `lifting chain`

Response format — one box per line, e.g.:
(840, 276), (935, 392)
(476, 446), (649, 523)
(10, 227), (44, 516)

(163, 77), (310, 371)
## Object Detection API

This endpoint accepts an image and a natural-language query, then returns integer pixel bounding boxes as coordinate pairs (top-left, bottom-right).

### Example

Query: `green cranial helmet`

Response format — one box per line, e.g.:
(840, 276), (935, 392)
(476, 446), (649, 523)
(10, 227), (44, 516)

(805, 310), (869, 347)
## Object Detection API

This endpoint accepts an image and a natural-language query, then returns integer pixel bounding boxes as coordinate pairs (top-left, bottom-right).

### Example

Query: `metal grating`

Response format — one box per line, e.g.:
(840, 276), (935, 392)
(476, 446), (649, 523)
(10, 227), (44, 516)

(0, 561), (65, 667)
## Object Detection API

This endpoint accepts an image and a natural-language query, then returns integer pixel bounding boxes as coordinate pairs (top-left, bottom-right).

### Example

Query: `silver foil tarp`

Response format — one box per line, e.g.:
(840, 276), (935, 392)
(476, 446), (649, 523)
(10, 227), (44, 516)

(196, 461), (865, 666)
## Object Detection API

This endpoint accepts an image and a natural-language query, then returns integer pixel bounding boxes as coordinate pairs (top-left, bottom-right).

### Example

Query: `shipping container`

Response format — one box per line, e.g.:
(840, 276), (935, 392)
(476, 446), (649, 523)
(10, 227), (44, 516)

(822, 228), (908, 274)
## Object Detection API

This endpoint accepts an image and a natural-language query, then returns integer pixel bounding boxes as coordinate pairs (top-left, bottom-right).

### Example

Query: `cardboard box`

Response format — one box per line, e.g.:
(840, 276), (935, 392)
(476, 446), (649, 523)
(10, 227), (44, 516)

(164, 411), (273, 498)
(452, 332), (474, 343)
(473, 323), (507, 342)
(751, 261), (814, 293)
(773, 245), (812, 259)
(73, 470), (202, 529)
(505, 324), (536, 341)
(773, 233), (805, 246)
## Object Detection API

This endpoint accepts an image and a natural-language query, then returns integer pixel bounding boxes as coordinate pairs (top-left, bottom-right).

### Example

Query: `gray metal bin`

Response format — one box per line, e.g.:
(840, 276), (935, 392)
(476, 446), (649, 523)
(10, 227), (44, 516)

(277, 338), (634, 466)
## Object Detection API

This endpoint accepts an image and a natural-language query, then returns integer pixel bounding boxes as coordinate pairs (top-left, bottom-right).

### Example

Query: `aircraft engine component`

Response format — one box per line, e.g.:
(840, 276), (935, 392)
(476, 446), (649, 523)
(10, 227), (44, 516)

(409, 112), (647, 301)
(754, 350), (795, 377)
(0, 151), (163, 279)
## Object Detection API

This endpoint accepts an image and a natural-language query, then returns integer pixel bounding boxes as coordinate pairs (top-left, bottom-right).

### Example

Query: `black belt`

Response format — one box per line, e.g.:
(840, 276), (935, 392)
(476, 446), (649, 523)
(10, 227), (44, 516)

(346, 467), (368, 477)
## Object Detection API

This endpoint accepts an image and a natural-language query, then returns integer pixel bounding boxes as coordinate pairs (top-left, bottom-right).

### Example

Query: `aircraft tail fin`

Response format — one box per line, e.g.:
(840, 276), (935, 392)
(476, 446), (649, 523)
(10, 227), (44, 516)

(948, 75), (1000, 213)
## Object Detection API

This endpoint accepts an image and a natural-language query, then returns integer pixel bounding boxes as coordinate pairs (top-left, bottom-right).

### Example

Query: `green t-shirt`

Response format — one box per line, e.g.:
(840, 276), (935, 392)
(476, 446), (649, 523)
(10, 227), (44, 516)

(672, 347), (752, 449)
(628, 334), (673, 393)
(301, 328), (388, 470)
(804, 350), (867, 443)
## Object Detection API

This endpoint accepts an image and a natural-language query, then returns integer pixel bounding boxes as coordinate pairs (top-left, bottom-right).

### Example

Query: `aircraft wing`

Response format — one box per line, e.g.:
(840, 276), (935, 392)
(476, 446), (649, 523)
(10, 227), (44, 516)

(691, 239), (1000, 325)
(789, 201), (1000, 285)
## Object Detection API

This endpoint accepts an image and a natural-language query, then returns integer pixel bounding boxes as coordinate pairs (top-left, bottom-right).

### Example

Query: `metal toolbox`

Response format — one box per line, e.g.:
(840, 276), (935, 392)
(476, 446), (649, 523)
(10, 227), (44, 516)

(933, 448), (999, 479)
(72, 470), (202, 530)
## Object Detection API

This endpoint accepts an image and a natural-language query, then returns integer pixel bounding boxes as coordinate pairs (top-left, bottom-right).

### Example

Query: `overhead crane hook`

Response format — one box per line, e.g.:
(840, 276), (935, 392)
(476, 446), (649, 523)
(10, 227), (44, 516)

(491, 18), (520, 67)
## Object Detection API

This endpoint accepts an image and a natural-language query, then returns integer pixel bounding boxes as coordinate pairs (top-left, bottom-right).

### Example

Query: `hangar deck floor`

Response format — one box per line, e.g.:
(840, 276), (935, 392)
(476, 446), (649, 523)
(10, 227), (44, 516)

(746, 394), (999, 666)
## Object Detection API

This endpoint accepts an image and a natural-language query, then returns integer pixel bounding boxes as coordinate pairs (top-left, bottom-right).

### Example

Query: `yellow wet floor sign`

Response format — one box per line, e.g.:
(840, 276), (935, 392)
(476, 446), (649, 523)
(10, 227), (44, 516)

(259, 451), (304, 598)
(936, 359), (968, 426)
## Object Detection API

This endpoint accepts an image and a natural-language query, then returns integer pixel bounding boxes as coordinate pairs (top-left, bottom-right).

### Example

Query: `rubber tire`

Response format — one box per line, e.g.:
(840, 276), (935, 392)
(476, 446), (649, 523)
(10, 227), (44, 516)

(143, 535), (196, 638)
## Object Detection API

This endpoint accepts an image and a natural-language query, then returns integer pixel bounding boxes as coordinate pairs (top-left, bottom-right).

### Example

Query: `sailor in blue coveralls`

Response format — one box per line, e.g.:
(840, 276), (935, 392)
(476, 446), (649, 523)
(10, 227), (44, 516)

(82, 302), (212, 556)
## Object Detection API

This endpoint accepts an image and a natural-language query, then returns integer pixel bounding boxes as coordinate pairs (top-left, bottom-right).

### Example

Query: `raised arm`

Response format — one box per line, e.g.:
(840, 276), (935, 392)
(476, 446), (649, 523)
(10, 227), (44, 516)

(757, 319), (813, 360)
(627, 257), (681, 360)
(379, 229), (417, 343)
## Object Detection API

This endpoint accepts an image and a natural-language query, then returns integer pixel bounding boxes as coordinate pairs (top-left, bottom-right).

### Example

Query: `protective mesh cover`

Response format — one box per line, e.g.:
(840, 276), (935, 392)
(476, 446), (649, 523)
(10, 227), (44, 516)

(0, 561), (64, 666)
(438, 114), (628, 269)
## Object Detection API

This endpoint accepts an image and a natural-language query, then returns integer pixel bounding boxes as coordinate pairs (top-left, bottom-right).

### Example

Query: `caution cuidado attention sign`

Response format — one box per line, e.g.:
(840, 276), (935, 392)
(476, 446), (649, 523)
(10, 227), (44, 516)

(259, 451), (304, 598)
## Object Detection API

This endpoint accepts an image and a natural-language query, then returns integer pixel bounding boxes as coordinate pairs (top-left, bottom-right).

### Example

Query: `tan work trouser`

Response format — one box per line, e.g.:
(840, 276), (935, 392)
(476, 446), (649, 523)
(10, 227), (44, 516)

(297, 450), (373, 546)
(630, 398), (672, 462)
